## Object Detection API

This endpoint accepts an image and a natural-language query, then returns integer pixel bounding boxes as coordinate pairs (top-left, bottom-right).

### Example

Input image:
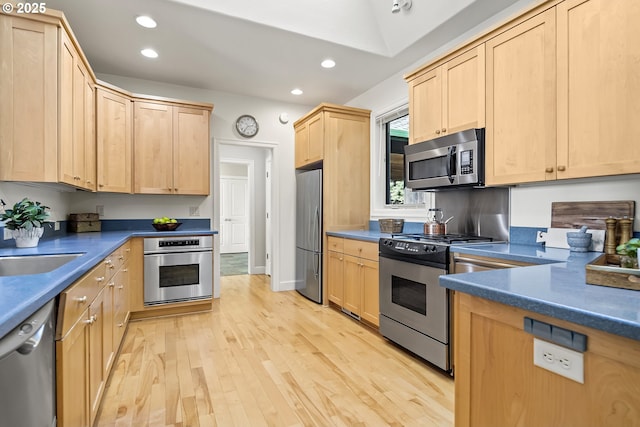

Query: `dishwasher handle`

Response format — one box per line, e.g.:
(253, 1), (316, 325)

(0, 299), (54, 361)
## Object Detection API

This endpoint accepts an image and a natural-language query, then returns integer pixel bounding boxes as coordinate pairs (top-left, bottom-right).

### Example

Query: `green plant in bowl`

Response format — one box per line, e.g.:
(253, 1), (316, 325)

(0, 198), (51, 247)
(616, 237), (640, 268)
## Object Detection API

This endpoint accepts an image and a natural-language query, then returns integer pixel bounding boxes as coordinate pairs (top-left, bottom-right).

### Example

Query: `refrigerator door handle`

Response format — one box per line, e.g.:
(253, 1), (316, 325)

(313, 253), (320, 279)
(314, 205), (320, 252)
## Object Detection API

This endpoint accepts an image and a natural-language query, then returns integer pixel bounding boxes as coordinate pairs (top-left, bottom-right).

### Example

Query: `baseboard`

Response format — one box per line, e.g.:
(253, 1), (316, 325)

(276, 280), (297, 292)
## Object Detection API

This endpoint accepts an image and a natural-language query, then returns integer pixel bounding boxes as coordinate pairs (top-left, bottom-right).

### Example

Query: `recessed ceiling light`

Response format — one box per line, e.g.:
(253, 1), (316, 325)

(141, 48), (158, 58)
(291, 88), (303, 96)
(136, 15), (157, 28)
(321, 59), (336, 69)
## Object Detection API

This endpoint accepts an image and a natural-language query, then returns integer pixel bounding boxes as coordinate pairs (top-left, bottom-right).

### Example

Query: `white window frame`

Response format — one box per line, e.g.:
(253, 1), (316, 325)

(370, 100), (433, 221)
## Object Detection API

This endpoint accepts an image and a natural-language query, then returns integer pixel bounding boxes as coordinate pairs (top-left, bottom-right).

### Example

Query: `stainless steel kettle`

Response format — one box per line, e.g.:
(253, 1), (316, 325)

(424, 208), (445, 235)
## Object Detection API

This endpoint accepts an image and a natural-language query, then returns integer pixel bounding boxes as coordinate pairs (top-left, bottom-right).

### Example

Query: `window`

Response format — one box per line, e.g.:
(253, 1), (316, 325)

(382, 111), (427, 206)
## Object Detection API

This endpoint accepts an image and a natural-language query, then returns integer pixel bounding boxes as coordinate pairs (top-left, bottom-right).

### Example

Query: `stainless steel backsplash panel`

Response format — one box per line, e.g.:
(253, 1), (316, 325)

(433, 187), (510, 241)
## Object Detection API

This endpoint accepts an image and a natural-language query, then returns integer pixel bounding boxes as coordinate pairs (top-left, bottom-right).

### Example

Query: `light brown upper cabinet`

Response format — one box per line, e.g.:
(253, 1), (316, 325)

(59, 30), (96, 191)
(294, 111), (324, 168)
(0, 15), (59, 183)
(486, 0), (640, 185)
(485, 8), (557, 185)
(96, 84), (133, 193)
(555, 0), (640, 180)
(406, 45), (485, 144)
(134, 100), (212, 195)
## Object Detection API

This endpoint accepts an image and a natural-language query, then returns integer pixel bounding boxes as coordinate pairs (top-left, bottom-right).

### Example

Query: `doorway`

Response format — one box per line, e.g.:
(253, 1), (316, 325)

(220, 163), (250, 276)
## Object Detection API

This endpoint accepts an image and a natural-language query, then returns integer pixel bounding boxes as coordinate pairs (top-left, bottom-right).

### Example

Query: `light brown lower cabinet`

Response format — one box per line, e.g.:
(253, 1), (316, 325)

(56, 242), (131, 427)
(326, 236), (379, 327)
(454, 292), (640, 427)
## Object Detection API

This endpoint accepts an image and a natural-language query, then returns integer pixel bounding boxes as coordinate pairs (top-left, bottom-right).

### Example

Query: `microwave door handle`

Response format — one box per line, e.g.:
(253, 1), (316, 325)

(446, 146), (456, 183)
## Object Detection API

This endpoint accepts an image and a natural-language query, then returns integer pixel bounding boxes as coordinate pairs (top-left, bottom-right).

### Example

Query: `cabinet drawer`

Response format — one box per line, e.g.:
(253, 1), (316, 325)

(327, 236), (344, 252)
(343, 239), (378, 261)
(57, 262), (107, 339)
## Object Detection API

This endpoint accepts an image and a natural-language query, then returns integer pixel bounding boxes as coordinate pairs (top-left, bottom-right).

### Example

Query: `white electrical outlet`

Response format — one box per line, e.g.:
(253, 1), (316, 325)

(189, 206), (200, 216)
(54, 221), (60, 231)
(533, 338), (584, 383)
(96, 205), (104, 217)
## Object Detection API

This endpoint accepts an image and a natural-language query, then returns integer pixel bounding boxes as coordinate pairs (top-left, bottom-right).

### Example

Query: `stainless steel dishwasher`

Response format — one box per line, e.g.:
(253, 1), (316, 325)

(0, 299), (56, 427)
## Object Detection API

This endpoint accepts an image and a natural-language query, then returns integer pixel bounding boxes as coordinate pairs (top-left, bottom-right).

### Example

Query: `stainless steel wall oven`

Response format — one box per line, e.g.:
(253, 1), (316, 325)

(144, 235), (213, 305)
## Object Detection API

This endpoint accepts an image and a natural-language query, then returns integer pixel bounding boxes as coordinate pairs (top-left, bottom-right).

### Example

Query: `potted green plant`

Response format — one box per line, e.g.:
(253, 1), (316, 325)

(616, 237), (640, 269)
(0, 198), (51, 247)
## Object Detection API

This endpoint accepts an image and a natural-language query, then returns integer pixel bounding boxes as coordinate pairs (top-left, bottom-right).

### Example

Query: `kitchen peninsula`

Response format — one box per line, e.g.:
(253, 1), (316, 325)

(442, 243), (640, 427)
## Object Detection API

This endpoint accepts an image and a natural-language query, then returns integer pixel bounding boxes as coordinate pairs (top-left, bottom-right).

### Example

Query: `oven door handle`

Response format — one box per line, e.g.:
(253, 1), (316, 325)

(144, 248), (213, 255)
(446, 145), (456, 184)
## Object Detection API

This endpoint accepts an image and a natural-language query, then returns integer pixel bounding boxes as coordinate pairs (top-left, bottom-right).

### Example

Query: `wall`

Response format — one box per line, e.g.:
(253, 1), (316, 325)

(346, 0), (640, 233)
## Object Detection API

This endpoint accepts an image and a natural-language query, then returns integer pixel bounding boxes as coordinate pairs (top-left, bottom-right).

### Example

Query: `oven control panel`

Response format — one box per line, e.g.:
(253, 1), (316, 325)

(159, 239), (200, 247)
(380, 239), (446, 255)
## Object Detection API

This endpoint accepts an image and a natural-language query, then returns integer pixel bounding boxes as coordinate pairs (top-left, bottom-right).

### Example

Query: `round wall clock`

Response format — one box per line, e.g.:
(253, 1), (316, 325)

(235, 114), (259, 138)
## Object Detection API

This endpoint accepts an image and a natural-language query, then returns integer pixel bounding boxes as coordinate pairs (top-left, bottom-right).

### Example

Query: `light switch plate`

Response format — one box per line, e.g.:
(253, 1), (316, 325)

(533, 338), (584, 383)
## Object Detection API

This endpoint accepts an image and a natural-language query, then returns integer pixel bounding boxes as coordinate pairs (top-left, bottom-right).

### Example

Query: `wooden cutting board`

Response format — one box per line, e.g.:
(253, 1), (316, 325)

(551, 201), (635, 230)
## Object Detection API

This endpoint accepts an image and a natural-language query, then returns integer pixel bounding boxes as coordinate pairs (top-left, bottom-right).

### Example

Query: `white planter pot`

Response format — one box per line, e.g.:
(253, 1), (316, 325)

(11, 227), (44, 248)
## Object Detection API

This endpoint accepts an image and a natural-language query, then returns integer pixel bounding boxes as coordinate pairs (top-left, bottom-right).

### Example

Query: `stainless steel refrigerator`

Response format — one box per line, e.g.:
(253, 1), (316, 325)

(295, 169), (322, 303)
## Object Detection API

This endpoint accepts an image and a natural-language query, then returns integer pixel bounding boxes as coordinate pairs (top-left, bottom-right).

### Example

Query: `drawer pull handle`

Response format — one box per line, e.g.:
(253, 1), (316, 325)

(85, 315), (97, 325)
(96, 276), (105, 282)
(118, 285), (124, 290)
(74, 296), (87, 303)
(108, 282), (115, 288)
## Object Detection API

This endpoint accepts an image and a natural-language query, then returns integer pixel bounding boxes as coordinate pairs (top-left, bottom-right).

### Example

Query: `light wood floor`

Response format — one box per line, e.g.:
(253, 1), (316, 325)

(96, 275), (454, 427)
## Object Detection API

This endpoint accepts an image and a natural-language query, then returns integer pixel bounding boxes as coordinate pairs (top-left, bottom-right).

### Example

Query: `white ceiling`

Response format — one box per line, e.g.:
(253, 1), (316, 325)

(45, 0), (525, 106)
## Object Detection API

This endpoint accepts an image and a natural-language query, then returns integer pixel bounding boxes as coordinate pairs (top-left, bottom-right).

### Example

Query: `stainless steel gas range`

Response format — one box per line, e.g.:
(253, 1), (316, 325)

(379, 233), (494, 373)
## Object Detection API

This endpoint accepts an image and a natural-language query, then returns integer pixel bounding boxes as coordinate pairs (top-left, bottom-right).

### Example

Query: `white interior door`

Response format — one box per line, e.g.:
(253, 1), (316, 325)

(220, 177), (249, 253)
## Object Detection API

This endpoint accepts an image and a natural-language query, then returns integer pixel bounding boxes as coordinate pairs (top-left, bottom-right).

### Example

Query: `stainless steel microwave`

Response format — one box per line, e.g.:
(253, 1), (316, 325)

(404, 128), (484, 190)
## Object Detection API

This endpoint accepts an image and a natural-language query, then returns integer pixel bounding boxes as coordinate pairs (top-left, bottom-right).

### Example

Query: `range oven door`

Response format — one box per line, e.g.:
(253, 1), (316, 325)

(144, 250), (213, 305)
(379, 255), (450, 371)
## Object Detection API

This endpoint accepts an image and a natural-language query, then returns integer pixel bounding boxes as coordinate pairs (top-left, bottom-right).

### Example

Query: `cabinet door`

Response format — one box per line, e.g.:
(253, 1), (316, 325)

(327, 250), (344, 306)
(408, 67), (442, 144)
(443, 45), (485, 136)
(0, 16), (58, 182)
(343, 255), (362, 316)
(113, 261), (130, 349)
(556, 0), (640, 179)
(294, 123), (309, 168)
(56, 310), (89, 427)
(58, 30), (75, 187)
(88, 288), (106, 426)
(84, 79), (96, 191)
(485, 9), (557, 185)
(173, 106), (211, 195)
(134, 101), (173, 194)
(306, 112), (324, 164)
(360, 258), (379, 326)
(96, 87), (132, 193)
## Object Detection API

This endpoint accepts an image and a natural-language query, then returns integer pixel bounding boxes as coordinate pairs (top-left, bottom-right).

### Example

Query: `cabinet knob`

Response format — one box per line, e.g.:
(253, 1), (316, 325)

(118, 285), (124, 290)
(74, 296), (87, 303)
(108, 282), (115, 288)
(435, 130), (441, 134)
(84, 315), (97, 325)
(442, 128), (447, 133)
(99, 184), (104, 188)
(557, 165), (566, 171)
(545, 167), (554, 173)
(118, 323), (124, 328)
(96, 276), (105, 282)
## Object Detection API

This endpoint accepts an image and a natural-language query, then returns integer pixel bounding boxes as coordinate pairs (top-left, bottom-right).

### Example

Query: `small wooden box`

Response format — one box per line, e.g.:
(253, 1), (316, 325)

(585, 254), (640, 291)
(68, 213), (101, 233)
